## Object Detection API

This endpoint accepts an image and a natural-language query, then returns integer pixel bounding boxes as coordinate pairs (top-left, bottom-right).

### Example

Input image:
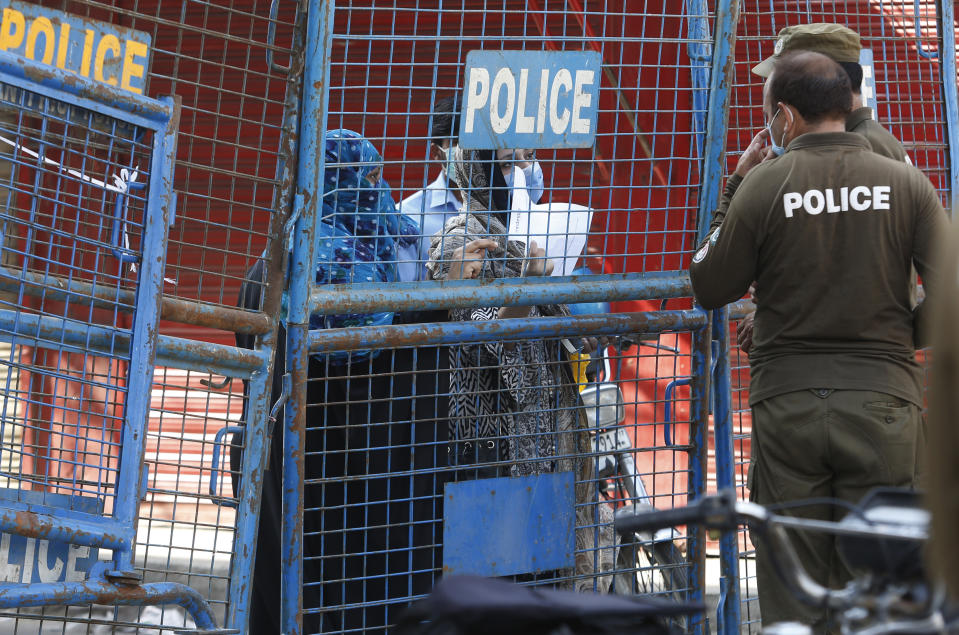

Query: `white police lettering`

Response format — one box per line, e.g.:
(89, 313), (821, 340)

(783, 186), (892, 218)
(460, 51), (600, 149)
(464, 63), (596, 137)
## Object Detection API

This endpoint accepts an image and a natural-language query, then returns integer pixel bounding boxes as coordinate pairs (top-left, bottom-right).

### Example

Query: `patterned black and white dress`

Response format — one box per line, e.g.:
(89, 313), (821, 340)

(429, 211), (578, 477)
(427, 147), (615, 589)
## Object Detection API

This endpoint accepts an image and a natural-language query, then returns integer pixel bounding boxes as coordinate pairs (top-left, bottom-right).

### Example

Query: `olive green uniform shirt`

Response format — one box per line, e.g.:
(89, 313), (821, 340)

(846, 107), (907, 162)
(690, 132), (946, 407)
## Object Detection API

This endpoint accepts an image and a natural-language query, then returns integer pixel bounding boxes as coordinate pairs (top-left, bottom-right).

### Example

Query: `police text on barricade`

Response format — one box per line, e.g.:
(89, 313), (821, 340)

(0, 0), (151, 95)
(459, 50), (601, 150)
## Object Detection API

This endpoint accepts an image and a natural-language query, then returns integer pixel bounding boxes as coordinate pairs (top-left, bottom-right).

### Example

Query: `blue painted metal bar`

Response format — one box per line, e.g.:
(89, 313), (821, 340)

(283, 0), (335, 632)
(308, 272), (692, 316)
(914, 0), (939, 60)
(695, 0), (740, 242)
(693, 1), (742, 629)
(687, 0), (711, 160)
(0, 51), (173, 127)
(687, 322), (712, 635)
(663, 377), (692, 446)
(155, 335), (269, 378)
(210, 426), (244, 509)
(0, 304), (267, 378)
(227, 6), (306, 627)
(0, 266), (272, 335)
(110, 95), (181, 577)
(309, 309), (709, 353)
(109, 181), (147, 264)
(0, 564), (220, 630)
(0, 505), (131, 550)
(939, 0), (959, 213)
(711, 307), (741, 634)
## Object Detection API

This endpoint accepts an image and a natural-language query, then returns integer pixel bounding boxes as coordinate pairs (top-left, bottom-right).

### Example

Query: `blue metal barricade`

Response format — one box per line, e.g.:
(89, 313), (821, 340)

(0, 0), (198, 622)
(0, 0), (303, 632)
(274, 1), (733, 634)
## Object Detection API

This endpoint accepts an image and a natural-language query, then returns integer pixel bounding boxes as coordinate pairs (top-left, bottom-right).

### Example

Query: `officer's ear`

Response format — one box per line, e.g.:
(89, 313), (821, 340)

(777, 102), (796, 132)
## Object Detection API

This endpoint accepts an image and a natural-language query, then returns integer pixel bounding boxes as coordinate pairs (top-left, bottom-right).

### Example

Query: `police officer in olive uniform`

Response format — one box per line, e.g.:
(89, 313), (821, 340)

(752, 23), (907, 162)
(739, 23), (914, 354)
(690, 51), (947, 630)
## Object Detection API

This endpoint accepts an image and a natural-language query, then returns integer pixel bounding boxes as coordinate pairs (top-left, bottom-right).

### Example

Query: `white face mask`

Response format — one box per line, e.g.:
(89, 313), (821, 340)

(522, 162), (544, 203)
(438, 145), (455, 176)
(766, 108), (787, 156)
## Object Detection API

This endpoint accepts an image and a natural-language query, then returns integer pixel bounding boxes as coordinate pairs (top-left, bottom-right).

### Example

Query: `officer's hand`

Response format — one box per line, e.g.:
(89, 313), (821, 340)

(734, 129), (771, 177)
(445, 239), (501, 280)
(737, 311), (755, 354)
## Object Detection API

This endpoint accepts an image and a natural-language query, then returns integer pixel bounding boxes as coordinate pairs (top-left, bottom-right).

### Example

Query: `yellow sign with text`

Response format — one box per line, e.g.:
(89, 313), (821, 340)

(0, 0), (151, 94)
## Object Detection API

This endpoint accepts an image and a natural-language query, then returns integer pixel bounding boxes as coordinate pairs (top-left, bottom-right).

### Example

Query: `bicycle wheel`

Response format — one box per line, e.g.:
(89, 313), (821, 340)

(613, 534), (690, 629)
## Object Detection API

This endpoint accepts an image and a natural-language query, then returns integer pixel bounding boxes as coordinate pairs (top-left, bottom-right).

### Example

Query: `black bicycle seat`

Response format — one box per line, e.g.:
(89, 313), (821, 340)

(836, 488), (928, 581)
(392, 574), (702, 635)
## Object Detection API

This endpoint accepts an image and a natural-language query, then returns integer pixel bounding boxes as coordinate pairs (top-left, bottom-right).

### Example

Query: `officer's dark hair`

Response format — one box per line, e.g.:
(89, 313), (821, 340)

(769, 51), (852, 123)
(429, 96), (461, 146)
(838, 61), (864, 95)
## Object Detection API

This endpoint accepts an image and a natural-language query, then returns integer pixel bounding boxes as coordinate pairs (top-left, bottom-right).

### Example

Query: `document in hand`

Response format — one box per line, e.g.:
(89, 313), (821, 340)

(508, 203), (593, 277)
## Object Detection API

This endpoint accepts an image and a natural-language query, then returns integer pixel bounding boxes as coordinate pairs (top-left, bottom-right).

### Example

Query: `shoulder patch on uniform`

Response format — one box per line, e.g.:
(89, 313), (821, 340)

(692, 244), (709, 263)
(709, 227), (721, 245)
(774, 38), (784, 55)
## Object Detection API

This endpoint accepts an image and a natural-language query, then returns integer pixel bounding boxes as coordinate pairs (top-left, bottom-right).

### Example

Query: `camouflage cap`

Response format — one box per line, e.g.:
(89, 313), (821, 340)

(751, 23), (861, 77)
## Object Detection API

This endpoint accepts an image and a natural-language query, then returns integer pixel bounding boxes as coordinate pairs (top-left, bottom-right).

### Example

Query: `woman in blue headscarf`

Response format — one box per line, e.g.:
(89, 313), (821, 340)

(233, 129), (450, 634)
(308, 128), (419, 337)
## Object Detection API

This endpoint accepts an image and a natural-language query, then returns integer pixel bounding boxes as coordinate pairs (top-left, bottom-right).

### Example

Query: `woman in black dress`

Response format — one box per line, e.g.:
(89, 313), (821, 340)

(232, 129), (449, 634)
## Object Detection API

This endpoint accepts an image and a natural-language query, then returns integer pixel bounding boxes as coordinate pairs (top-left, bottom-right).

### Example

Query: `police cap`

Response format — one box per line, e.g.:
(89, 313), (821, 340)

(752, 23), (861, 77)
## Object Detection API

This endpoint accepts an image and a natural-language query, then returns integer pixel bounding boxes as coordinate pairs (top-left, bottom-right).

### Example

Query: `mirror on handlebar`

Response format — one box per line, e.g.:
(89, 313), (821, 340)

(579, 382), (625, 429)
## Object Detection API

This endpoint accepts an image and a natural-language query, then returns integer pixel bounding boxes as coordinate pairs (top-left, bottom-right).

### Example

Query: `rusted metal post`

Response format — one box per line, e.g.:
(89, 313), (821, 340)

(687, 322), (712, 635)
(281, 0), (335, 633)
(226, 1), (307, 629)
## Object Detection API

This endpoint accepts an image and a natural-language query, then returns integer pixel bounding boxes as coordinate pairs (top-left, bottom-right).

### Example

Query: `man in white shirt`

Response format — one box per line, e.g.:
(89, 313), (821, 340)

(399, 96), (466, 281)
(400, 96), (544, 281)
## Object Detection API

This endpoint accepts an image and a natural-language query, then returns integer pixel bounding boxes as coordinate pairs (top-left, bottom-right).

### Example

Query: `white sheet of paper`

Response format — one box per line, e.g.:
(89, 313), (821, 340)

(507, 202), (593, 277)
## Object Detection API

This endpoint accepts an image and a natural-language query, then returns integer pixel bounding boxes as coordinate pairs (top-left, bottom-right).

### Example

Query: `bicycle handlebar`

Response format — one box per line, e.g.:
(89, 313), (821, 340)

(614, 490), (740, 534)
(614, 490), (933, 625)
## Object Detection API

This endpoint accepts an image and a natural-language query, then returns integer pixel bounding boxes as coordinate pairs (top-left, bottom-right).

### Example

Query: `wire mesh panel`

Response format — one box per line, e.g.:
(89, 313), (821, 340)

(271, 2), (730, 632)
(0, 86), (159, 515)
(291, 327), (707, 634)
(0, 0), (302, 632)
(325, 0), (712, 277)
(0, 43), (177, 534)
(723, 2), (954, 630)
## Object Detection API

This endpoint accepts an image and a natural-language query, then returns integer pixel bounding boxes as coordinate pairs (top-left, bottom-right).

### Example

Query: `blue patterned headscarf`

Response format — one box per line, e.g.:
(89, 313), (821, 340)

(287, 129), (419, 364)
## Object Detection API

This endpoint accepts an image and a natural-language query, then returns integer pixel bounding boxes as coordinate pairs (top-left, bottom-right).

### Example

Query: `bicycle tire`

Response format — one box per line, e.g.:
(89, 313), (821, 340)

(612, 533), (689, 631)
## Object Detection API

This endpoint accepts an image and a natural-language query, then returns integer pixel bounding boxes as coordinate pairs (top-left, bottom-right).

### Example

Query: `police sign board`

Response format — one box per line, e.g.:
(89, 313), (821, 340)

(0, 0), (152, 95)
(459, 50), (601, 149)
(0, 489), (101, 584)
